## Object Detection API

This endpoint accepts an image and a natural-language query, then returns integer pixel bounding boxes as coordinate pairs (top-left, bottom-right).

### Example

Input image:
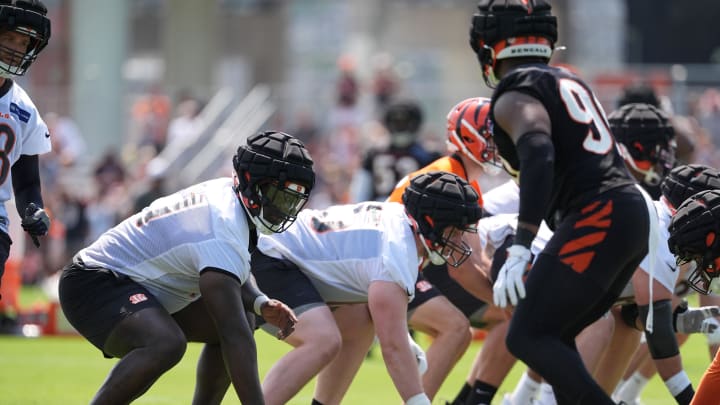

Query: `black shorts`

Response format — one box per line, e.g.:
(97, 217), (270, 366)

(422, 263), (487, 323)
(251, 250), (325, 326)
(407, 271), (442, 313)
(58, 258), (162, 354)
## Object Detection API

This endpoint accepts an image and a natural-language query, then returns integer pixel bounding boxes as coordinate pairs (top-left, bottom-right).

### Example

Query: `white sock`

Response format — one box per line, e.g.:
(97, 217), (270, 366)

(509, 371), (541, 404)
(611, 378), (627, 399)
(615, 371), (649, 402)
(535, 382), (557, 405)
(665, 370), (691, 397)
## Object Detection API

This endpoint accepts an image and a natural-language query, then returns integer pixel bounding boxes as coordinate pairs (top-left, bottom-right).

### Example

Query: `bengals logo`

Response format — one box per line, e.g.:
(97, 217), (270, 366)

(129, 293), (148, 304)
(416, 280), (433, 293)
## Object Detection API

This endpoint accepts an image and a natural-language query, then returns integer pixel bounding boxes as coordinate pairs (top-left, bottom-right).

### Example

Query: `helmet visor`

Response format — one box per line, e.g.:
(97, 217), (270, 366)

(257, 180), (310, 233)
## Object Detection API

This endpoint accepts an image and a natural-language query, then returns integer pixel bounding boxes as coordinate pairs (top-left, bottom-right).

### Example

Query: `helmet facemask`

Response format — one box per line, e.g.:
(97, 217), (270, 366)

(677, 255), (720, 295)
(412, 216), (477, 267)
(237, 175), (310, 235)
(255, 179), (310, 234)
(0, 28), (42, 76)
(0, 2), (51, 77)
(618, 139), (677, 187)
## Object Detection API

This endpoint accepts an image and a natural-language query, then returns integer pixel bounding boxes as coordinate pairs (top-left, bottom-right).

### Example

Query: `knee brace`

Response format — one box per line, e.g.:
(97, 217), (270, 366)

(620, 303), (642, 330)
(639, 300), (680, 359)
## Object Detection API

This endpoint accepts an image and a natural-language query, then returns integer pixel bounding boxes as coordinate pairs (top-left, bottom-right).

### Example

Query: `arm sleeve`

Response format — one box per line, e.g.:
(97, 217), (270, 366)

(515, 131), (554, 247)
(11, 154), (43, 217)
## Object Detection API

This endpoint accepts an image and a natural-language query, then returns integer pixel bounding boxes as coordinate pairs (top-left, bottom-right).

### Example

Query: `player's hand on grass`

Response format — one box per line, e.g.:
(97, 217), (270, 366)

(260, 299), (298, 340)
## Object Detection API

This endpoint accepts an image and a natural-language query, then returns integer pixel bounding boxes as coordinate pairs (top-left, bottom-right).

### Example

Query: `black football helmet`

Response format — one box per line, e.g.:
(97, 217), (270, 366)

(469, 0), (558, 87)
(383, 100), (423, 148)
(0, 0), (50, 76)
(668, 190), (720, 294)
(233, 131), (315, 234)
(661, 164), (720, 210)
(402, 171), (482, 267)
(608, 103), (676, 197)
(616, 83), (661, 109)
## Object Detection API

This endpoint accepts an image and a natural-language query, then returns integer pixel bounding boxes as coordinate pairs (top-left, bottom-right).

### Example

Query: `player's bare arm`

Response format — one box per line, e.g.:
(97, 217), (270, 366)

(368, 280), (427, 403)
(199, 269), (264, 405)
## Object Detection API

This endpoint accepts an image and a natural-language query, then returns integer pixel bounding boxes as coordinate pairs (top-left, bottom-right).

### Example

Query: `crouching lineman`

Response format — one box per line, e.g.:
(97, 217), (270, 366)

(252, 171), (483, 405)
(59, 131), (314, 405)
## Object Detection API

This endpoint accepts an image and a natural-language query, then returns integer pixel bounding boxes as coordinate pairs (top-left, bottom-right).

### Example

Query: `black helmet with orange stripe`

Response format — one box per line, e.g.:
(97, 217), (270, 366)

(469, 0), (558, 87)
(668, 190), (720, 294)
(403, 171), (482, 267)
(608, 103), (676, 198)
(233, 131), (315, 235)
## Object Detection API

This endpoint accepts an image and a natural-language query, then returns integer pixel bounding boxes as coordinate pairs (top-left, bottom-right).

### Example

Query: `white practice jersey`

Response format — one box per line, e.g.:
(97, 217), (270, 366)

(482, 179), (519, 216)
(78, 178), (253, 313)
(0, 81), (50, 234)
(477, 213), (552, 259)
(257, 201), (420, 304)
(638, 199), (678, 292)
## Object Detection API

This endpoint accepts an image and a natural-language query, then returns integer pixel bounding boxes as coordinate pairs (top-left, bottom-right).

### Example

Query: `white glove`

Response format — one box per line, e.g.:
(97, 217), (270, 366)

(493, 244), (531, 308)
(408, 333), (428, 375)
(675, 305), (720, 334)
(703, 318), (720, 345)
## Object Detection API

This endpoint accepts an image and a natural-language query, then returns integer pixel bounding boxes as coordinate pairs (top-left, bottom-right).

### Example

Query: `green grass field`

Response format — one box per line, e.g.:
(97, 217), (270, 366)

(0, 289), (714, 404)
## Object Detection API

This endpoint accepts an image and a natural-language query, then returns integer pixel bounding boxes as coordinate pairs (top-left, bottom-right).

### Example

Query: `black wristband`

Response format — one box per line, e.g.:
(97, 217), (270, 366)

(514, 227), (535, 249)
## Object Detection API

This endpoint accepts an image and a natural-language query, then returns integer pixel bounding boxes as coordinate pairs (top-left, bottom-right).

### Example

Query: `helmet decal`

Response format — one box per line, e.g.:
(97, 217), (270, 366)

(446, 97), (501, 174)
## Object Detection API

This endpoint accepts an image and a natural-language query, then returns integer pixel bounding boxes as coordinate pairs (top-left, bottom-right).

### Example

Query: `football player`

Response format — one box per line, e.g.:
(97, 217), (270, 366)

(0, 0), (52, 320)
(59, 131), (313, 404)
(252, 171), (482, 405)
(387, 97), (508, 403)
(470, 1), (655, 403)
(350, 100), (440, 202)
(668, 189), (720, 404)
(611, 103), (677, 199)
(608, 164), (720, 405)
(592, 105), (692, 404)
(386, 97), (503, 402)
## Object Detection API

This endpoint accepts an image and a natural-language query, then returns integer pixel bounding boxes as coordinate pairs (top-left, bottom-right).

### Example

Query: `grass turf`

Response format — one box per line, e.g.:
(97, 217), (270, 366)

(0, 329), (713, 404)
(0, 286), (713, 404)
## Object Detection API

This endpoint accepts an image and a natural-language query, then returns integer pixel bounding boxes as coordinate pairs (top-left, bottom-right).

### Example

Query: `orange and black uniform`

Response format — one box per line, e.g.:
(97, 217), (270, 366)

(691, 353), (720, 404)
(388, 155), (487, 320)
(491, 64), (651, 404)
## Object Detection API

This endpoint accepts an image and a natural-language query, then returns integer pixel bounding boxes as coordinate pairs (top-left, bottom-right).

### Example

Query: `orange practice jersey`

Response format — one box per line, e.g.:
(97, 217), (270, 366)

(386, 155), (484, 207)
